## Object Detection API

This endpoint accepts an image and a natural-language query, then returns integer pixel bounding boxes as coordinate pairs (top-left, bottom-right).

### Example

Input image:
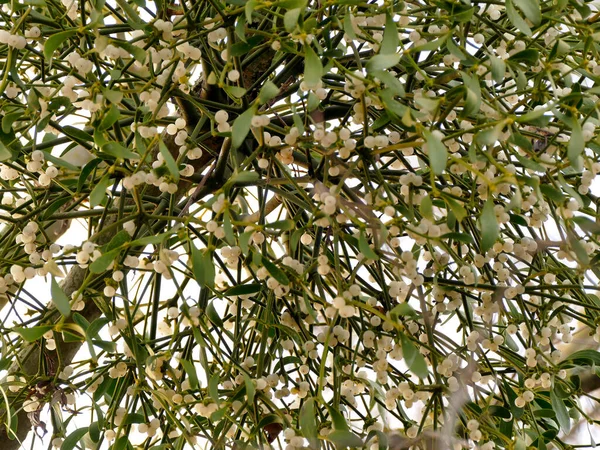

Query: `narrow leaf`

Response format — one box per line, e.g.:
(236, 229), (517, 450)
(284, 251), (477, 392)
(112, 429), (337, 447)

(480, 199), (499, 253)
(304, 45), (323, 89)
(424, 130), (448, 175)
(159, 139), (180, 182)
(89, 174), (111, 207)
(400, 333), (429, 379)
(44, 30), (77, 61)
(51, 276), (71, 317)
(300, 398), (318, 449)
(232, 106), (257, 149)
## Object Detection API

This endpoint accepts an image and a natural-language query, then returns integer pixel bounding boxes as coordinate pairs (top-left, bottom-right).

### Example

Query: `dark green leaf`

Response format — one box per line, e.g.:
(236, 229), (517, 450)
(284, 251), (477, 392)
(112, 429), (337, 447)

(61, 427), (89, 450)
(509, 49), (539, 65)
(261, 255), (290, 285)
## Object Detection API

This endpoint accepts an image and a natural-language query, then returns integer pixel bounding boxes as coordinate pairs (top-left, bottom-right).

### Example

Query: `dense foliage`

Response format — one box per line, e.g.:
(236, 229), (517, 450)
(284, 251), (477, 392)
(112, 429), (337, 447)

(2, 0), (600, 449)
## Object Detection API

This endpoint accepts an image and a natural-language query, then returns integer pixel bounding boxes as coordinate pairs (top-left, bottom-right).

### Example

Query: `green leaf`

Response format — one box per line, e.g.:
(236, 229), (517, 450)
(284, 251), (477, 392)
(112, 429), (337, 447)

(266, 219), (295, 231)
(278, 0), (306, 8)
(51, 276), (71, 317)
(44, 30), (77, 61)
(358, 231), (379, 260)
(89, 174), (111, 207)
(379, 14), (398, 55)
(284, 8), (302, 33)
(113, 40), (146, 63)
(508, 49), (539, 65)
(206, 300), (223, 326)
(371, 70), (404, 97)
(130, 232), (174, 247)
(232, 105), (257, 149)
(480, 199), (499, 254)
(328, 430), (363, 449)
(424, 130), (447, 175)
(258, 81), (280, 105)
(61, 427), (89, 450)
(567, 120), (584, 169)
(366, 53), (401, 73)
(2, 111), (22, 134)
(325, 404), (350, 431)
(400, 333), (428, 379)
(515, 154), (546, 172)
(63, 125), (94, 144)
(102, 142), (139, 160)
(89, 248), (120, 274)
(243, 372), (255, 403)
(232, 170), (260, 185)
(225, 284), (262, 296)
(490, 55), (506, 83)
(444, 196), (467, 222)
(300, 398), (318, 449)
(461, 71), (481, 117)
(209, 372), (220, 403)
(115, 0), (142, 25)
(180, 359), (199, 389)
(223, 85), (247, 99)
(106, 230), (132, 252)
(191, 245), (215, 289)
(245, 0), (258, 23)
(13, 325), (54, 342)
(0, 141), (13, 161)
(261, 255), (290, 285)
(506, 0), (532, 36)
(304, 45), (323, 89)
(103, 89), (123, 104)
(540, 185), (564, 203)
(159, 139), (180, 182)
(551, 388), (570, 433)
(560, 349), (600, 367)
(98, 104), (120, 131)
(516, 0), (541, 25)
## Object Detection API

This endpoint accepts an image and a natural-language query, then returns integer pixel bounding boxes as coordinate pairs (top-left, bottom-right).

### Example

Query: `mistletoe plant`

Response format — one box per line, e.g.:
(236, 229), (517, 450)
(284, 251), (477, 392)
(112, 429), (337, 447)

(1, 0), (600, 449)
